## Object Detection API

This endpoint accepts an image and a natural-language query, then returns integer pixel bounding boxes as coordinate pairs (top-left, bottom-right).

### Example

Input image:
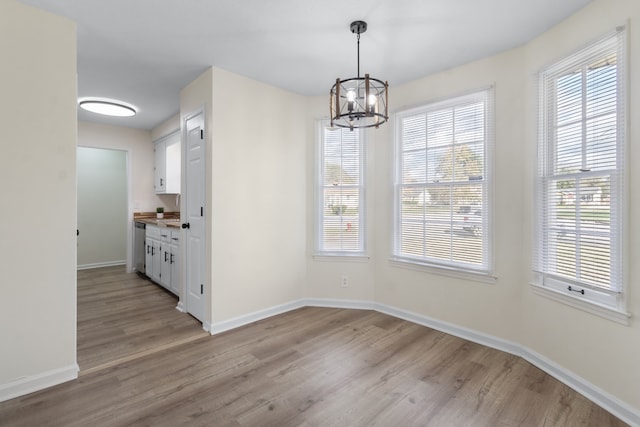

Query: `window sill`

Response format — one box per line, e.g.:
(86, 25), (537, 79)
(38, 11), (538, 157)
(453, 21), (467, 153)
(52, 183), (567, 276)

(529, 282), (631, 325)
(313, 254), (370, 263)
(389, 258), (497, 284)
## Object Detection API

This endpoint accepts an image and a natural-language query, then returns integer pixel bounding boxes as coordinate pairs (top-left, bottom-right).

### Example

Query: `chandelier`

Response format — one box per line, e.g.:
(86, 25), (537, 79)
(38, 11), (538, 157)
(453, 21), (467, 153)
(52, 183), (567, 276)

(330, 21), (389, 130)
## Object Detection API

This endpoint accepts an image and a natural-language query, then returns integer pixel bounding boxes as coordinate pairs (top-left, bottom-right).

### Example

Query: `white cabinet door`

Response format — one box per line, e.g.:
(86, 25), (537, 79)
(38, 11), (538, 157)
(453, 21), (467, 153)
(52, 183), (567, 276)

(145, 236), (161, 283)
(154, 130), (180, 194)
(145, 225), (162, 283)
(145, 237), (153, 278)
(154, 140), (166, 193)
(151, 238), (161, 283)
(169, 231), (180, 296)
(165, 137), (181, 194)
(159, 230), (171, 289)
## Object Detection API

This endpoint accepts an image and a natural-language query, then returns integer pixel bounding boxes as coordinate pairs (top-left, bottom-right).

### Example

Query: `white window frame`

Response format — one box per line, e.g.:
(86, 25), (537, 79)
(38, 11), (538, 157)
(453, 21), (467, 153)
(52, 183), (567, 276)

(391, 89), (494, 279)
(314, 120), (367, 258)
(532, 27), (630, 324)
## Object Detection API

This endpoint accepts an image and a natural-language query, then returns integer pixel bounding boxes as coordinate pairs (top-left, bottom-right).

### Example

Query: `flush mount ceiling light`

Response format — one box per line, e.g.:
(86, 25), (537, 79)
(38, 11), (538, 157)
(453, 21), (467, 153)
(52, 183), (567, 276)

(78, 99), (137, 117)
(330, 20), (388, 130)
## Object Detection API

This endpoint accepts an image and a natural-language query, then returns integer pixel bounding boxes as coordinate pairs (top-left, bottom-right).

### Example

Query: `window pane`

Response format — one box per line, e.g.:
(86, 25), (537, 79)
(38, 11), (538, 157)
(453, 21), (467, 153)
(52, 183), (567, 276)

(537, 29), (624, 300)
(556, 122), (582, 173)
(586, 60), (616, 118)
(318, 125), (364, 253)
(557, 71), (582, 126)
(403, 151), (426, 184)
(402, 115), (426, 151)
(586, 113), (616, 171)
(395, 90), (490, 273)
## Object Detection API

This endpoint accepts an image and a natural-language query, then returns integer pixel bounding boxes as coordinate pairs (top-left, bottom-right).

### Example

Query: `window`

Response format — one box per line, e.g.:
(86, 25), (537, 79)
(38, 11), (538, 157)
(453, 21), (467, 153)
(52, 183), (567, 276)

(393, 90), (493, 276)
(535, 28), (627, 316)
(315, 122), (365, 256)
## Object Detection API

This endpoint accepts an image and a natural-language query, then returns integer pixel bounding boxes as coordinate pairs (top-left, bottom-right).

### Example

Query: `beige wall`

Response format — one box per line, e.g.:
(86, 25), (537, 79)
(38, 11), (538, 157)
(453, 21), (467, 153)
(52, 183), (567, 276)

(0, 0), (77, 395)
(180, 67), (307, 325)
(208, 67), (307, 322)
(2, 0), (638, 415)
(303, 0), (639, 412)
(520, 0), (640, 410)
(78, 121), (178, 213)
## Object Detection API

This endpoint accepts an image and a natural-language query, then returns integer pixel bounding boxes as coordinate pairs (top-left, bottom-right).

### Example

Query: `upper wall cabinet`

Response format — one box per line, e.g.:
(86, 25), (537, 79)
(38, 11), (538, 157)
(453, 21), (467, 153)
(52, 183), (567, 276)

(154, 130), (181, 194)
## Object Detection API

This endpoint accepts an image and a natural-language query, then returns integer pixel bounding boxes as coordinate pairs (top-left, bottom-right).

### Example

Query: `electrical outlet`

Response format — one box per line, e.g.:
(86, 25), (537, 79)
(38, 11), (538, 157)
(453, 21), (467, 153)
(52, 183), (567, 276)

(341, 275), (349, 287)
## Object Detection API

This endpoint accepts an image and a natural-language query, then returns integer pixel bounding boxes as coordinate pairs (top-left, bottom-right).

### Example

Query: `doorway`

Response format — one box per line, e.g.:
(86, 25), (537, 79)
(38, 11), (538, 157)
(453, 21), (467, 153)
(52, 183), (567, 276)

(77, 146), (128, 269)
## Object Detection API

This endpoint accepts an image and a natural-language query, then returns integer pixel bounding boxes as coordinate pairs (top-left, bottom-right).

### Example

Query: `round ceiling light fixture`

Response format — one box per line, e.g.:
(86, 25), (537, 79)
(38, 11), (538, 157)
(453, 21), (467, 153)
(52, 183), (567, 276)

(78, 98), (137, 117)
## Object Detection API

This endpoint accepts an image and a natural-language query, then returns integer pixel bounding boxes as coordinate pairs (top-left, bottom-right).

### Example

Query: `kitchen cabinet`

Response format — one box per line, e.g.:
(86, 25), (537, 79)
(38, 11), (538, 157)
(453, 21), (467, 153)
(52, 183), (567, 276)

(145, 224), (180, 296)
(169, 230), (180, 295)
(145, 225), (162, 283)
(154, 129), (181, 194)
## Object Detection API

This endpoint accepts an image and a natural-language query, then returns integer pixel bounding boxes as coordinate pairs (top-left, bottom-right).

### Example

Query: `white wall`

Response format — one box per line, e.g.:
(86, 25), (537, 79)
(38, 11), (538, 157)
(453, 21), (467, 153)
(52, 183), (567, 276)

(77, 147), (127, 268)
(0, 0), (77, 399)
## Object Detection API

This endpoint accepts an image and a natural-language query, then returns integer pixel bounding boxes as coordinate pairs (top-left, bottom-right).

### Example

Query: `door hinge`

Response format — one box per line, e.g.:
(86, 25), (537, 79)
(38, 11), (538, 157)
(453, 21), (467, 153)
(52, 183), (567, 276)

(200, 284), (204, 294)
(200, 129), (204, 139)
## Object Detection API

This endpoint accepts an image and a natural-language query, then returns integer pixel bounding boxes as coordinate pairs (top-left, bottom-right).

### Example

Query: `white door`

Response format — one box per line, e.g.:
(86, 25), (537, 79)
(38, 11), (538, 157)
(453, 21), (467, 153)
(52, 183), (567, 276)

(184, 112), (206, 322)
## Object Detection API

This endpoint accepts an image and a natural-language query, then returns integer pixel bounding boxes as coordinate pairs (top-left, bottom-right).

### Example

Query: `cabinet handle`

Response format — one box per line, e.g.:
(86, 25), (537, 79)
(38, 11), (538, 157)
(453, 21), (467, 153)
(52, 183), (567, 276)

(164, 251), (168, 262)
(170, 253), (174, 264)
(161, 234), (168, 238)
(152, 246), (155, 256)
(147, 244), (150, 254)
(160, 178), (164, 186)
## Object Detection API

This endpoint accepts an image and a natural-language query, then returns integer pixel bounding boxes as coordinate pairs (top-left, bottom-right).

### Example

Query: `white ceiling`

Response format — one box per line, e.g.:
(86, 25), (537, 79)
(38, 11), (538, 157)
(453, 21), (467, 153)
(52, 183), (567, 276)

(19, 0), (593, 130)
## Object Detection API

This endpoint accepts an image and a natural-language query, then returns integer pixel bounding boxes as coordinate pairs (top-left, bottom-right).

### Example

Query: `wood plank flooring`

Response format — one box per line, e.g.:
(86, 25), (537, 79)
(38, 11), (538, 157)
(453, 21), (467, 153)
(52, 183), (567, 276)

(0, 267), (628, 426)
(76, 266), (208, 374)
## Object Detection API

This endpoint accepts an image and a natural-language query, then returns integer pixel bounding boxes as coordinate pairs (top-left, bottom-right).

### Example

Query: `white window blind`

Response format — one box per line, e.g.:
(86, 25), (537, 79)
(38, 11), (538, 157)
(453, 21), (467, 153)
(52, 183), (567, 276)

(393, 90), (492, 274)
(316, 123), (365, 255)
(535, 28), (626, 309)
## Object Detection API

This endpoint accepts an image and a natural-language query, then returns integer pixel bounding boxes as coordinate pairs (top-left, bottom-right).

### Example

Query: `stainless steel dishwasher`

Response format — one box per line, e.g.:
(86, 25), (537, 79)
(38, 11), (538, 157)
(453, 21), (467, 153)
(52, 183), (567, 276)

(134, 222), (146, 273)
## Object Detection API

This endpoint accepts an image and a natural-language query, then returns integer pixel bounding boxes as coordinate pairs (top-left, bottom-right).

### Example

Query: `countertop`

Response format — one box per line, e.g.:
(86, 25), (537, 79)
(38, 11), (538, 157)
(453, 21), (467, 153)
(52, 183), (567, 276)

(134, 212), (181, 229)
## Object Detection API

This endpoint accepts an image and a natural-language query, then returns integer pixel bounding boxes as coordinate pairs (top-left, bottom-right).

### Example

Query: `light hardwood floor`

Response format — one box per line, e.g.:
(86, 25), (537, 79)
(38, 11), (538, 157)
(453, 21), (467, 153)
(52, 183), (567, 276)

(0, 267), (627, 426)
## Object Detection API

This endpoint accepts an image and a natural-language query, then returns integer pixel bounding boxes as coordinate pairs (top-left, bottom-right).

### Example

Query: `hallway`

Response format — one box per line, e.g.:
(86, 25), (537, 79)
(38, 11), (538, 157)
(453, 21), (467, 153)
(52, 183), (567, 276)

(77, 266), (207, 374)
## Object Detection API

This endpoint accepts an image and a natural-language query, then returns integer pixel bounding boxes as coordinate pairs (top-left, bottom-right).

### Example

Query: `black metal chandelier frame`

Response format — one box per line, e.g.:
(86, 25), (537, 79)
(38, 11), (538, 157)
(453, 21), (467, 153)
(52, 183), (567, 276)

(330, 21), (389, 130)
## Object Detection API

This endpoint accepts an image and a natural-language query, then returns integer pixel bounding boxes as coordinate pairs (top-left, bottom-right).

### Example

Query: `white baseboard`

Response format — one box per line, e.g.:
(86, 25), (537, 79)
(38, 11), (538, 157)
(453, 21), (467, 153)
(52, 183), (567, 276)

(306, 298), (376, 311)
(77, 260), (126, 270)
(209, 299), (306, 335)
(369, 302), (639, 426)
(212, 297), (638, 426)
(175, 301), (185, 313)
(0, 364), (78, 403)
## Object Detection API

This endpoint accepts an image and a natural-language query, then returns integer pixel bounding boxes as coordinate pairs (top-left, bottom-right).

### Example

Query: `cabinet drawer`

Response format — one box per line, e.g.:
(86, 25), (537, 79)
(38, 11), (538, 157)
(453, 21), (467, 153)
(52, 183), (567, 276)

(170, 229), (180, 243)
(146, 225), (161, 240)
